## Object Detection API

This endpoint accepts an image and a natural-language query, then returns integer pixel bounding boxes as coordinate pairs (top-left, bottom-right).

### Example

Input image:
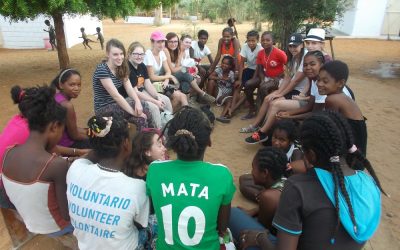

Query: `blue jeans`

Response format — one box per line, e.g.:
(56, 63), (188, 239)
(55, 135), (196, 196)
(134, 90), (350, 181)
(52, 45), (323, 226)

(229, 207), (276, 250)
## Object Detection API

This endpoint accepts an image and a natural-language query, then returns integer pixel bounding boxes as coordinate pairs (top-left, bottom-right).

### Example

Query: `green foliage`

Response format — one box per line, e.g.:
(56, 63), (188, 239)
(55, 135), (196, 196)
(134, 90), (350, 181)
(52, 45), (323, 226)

(0, 0), (179, 21)
(261, 0), (353, 49)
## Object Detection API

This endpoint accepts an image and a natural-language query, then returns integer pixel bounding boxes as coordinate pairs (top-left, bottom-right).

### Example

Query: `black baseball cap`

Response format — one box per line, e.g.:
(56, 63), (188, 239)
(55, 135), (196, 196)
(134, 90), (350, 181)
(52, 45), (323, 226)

(288, 33), (303, 46)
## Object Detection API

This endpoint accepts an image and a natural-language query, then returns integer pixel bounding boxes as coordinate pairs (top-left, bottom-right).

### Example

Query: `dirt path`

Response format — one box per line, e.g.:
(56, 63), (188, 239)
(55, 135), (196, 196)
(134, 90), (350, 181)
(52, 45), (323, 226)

(0, 20), (399, 249)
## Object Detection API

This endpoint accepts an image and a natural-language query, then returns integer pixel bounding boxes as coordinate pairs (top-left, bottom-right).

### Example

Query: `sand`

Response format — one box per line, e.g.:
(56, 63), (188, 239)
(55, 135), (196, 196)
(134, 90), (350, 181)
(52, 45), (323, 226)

(0, 19), (399, 249)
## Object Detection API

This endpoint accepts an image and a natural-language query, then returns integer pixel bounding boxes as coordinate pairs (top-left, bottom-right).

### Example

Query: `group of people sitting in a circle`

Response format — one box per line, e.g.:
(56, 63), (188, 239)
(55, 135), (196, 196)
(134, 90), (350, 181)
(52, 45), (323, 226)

(0, 24), (386, 250)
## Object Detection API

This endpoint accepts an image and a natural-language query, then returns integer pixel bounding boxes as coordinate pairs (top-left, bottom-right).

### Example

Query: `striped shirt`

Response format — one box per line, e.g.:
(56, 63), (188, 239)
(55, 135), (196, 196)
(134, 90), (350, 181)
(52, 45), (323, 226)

(92, 62), (123, 111)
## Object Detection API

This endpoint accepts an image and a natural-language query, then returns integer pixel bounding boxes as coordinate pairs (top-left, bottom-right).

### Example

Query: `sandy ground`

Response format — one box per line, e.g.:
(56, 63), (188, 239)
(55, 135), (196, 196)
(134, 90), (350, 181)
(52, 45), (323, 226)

(0, 19), (399, 249)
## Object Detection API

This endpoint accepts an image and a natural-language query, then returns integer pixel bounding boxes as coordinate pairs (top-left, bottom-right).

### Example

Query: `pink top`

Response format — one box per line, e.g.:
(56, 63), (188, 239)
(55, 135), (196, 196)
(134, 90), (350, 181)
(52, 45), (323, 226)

(55, 93), (74, 147)
(0, 115), (29, 173)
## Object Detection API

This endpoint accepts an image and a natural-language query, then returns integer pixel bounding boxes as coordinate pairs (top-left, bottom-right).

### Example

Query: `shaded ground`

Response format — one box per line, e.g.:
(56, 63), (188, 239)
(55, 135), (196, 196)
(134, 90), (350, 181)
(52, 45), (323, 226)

(0, 19), (399, 249)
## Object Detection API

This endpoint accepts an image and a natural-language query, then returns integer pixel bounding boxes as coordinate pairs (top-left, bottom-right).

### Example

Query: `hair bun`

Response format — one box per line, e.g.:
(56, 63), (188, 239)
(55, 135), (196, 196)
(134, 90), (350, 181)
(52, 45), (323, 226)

(10, 85), (24, 104)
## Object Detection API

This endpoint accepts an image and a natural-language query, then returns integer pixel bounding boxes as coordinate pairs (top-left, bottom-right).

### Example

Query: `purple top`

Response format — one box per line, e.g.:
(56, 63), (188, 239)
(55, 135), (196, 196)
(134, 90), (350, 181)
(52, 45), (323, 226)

(55, 92), (74, 147)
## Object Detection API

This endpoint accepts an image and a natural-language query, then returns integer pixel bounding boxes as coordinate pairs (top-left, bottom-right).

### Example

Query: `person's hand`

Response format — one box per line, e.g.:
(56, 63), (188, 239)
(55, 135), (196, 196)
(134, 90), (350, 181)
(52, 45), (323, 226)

(239, 230), (265, 250)
(154, 99), (165, 110)
(276, 111), (291, 119)
(77, 148), (91, 156)
(267, 92), (282, 102)
(207, 69), (214, 76)
(234, 80), (241, 89)
(162, 79), (169, 88)
(171, 75), (179, 85)
(43, 29), (47, 32)
(135, 101), (144, 117)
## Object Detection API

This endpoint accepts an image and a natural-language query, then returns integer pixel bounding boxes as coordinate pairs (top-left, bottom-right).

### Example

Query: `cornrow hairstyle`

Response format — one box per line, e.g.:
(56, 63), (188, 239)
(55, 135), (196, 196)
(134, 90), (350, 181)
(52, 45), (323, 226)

(320, 60), (349, 83)
(197, 29), (209, 38)
(87, 115), (129, 159)
(271, 119), (298, 143)
(261, 31), (274, 42)
(304, 50), (325, 65)
(165, 32), (180, 64)
(300, 113), (357, 244)
(222, 27), (234, 35)
(125, 130), (160, 178)
(255, 147), (288, 180)
(10, 85), (66, 132)
(163, 106), (212, 161)
(247, 30), (259, 40)
(322, 111), (387, 195)
(106, 39), (129, 80)
(221, 55), (235, 71)
(51, 68), (81, 90)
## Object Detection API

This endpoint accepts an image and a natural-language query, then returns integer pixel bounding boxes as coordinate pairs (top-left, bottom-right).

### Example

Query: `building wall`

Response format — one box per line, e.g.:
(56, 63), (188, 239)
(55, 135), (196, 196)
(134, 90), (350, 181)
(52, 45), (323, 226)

(0, 15), (48, 49)
(63, 15), (102, 48)
(0, 14), (102, 49)
(381, 0), (400, 36)
(334, 0), (391, 37)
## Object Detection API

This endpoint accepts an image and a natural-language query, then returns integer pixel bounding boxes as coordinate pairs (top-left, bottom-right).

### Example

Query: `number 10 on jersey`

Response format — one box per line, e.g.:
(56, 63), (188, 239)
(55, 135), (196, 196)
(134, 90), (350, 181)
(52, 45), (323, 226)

(161, 204), (206, 246)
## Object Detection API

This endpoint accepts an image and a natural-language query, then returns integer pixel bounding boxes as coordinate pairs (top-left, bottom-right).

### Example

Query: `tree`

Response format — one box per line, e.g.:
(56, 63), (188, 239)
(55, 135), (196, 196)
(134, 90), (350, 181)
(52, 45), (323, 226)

(0, 0), (178, 69)
(261, 0), (353, 50)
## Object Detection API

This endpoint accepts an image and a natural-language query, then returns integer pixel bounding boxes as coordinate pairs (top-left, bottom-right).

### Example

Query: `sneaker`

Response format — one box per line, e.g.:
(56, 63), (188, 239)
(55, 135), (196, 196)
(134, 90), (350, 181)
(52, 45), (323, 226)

(201, 92), (216, 104)
(245, 131), (268, 144)
(239, 124), (259, 133)
(216, 116), (231, 123)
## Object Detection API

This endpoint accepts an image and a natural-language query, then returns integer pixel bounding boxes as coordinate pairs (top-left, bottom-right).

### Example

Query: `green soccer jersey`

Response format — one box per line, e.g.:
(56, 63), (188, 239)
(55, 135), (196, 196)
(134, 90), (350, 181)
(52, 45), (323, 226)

(146, 159), (236, 250)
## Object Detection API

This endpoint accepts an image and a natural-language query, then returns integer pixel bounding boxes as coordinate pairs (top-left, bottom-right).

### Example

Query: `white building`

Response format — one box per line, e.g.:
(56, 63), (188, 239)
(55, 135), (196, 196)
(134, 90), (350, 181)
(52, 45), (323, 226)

(0, 14), (102, 49)
(333, 0), (400, 38)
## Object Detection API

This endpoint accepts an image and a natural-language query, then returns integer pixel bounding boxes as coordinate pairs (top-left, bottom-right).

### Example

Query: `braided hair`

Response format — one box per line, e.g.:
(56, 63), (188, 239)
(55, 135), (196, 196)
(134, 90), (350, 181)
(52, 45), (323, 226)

(87, 115), (129, 158)
(322, 111), (387, 196)
(255, 147), (288, 179)
(10, 85), (66, 132)
(163, 106), (212, 161)
(300, 113), (357, 244)
(304, 50), (325, 65)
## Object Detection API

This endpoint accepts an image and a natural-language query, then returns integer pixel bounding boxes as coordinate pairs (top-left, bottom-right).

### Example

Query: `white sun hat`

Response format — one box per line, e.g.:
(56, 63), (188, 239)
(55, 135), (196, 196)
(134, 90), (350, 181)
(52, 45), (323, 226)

(305, 28), (325, 42)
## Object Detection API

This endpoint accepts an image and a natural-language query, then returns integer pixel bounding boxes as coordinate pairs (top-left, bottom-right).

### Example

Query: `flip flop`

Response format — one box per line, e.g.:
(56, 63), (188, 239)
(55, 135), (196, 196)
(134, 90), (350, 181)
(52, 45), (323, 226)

(240, 113), (256, 120)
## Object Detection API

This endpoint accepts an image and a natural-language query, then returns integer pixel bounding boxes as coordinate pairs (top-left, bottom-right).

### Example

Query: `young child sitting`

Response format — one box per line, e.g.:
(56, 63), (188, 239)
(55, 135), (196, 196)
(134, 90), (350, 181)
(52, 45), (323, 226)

(67, 115), (150, 250)
(229, 147), (288, 245)
(52, 68), (91, 151)
(208, 55), (236, 123)
(240, 112), (385, 250)
(190, 29), (214, 88)
(240, 120), (304, 203)
(318, 60), (367, 156)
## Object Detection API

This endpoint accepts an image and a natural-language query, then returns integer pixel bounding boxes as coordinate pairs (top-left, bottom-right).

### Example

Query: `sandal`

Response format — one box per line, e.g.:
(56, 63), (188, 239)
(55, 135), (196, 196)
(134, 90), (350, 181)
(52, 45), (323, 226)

(216, 116), (231, 124)
(239, 124), (259, 133)
(240, 113), (256, 120)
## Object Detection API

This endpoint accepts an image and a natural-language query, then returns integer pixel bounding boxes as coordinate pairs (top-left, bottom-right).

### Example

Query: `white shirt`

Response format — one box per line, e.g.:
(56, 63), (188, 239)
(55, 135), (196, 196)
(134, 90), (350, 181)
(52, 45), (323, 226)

(66, 159), (149, 250)
(311, 80), (352, 103)
(144, 49), (167, 76)
(240, 43), (263, 70)
(191, 41), (211, 62)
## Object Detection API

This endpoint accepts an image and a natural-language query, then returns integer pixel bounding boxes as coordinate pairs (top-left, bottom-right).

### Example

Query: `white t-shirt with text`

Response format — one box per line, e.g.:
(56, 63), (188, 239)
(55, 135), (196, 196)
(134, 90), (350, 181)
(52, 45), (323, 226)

(66, 158), (149, 250)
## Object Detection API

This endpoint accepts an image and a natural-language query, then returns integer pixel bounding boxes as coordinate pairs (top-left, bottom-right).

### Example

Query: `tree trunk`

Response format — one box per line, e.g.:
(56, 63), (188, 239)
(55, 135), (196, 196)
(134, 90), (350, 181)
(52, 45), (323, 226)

(154, 4), (163, 26)
(52, 12), (69, 69)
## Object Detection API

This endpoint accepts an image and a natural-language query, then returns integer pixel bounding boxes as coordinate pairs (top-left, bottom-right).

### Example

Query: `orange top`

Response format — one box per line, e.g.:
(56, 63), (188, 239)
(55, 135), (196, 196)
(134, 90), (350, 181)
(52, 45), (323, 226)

(221, 40), (235, 56)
